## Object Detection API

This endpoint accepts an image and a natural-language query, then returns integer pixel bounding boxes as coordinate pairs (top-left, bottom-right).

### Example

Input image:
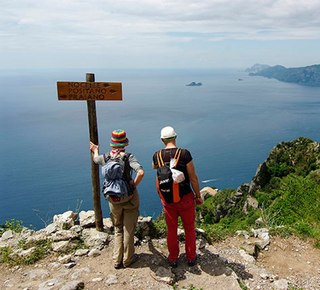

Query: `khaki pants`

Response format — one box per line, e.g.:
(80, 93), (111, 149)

(109, 190), (139, 266)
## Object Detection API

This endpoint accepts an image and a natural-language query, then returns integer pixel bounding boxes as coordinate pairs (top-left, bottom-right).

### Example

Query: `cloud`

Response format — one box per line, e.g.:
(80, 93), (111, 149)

(2, 0), (320, 39)
(0, 0), (319, 68)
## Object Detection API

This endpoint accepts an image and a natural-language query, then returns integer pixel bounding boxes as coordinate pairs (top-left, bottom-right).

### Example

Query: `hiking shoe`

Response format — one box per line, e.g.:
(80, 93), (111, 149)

(114, 262), (123, 269)
(187, 257), (197, 267)
(124, 253), (139, 268)
(168, 260), (178, 268)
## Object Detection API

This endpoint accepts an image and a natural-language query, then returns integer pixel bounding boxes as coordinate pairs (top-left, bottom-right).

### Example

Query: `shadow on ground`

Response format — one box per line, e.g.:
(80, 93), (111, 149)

(129, 240), (252, 284)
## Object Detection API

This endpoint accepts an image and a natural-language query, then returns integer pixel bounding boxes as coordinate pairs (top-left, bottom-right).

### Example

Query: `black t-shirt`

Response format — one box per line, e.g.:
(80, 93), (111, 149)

(153, 148), (193, 194)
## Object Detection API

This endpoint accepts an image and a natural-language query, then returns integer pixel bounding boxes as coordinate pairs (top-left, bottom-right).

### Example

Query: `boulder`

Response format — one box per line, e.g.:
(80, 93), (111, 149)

(81, 228), (109, 250)
(200, 187), (218, 199)
(79, 211), (96, 228)
(53, 211), (78, 230)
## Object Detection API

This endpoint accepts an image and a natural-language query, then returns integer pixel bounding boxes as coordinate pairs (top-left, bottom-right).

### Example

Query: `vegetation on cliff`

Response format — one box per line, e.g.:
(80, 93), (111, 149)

(196, 137), (320, 247)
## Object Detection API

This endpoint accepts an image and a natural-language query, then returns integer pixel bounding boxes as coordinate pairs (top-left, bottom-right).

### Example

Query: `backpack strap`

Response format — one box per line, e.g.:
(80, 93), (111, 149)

(157, 148), (182, 168)
(104, 152), (129, 165)
(122, 153), (132, 180)
(173, 148), (182, 165)
(157, 150), (164, 167)
(103, 153), (111, 163)
(122, 153), (135, 195)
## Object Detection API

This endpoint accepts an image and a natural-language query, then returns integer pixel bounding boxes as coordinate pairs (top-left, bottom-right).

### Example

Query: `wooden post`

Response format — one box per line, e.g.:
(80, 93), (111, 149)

(86, 73), (103, 231)
(57, 74), (122, 232)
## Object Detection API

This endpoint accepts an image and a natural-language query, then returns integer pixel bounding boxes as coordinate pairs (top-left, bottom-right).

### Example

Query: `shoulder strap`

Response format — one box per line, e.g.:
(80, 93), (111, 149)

(122, 153), (132, 181)
(174, 148), (182, 161)
(104, 152), (129, 162)
(157, 148), (182, 168)
(157, 150), (163, 167)
(172, 148), (182, 167)
(122, 152), (130, 160)
(104, 153), (111, 163)
(121, 152), (131, 164)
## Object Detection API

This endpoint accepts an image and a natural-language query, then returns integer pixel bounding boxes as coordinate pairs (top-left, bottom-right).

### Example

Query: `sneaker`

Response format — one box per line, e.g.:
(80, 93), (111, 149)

(114, 262), (123, 269)
(187, 257), (197, 267)
(168, 260), (178, 268)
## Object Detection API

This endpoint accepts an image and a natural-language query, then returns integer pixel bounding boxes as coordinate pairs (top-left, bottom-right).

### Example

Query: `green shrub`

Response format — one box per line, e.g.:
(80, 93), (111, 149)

(196, 189), (238, 224)
(197, 172), (320, 244)
(268, 162), (292, 177)
(149, 214), (167, 238)
(195, 138), (320, 246)
(22, 240), (52, 265)
(0, 239), (52, 266)
(265, 174), (320, 226)
(0, 219), (23, 236)
(266, 137), (319, 179)
(200, 223), (228, 243)
(261, 177), (282, 192)
(0, 247), (12, 264)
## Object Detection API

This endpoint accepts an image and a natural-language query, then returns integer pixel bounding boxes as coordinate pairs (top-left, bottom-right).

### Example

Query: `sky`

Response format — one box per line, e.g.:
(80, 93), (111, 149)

(1, 0), (320, 70)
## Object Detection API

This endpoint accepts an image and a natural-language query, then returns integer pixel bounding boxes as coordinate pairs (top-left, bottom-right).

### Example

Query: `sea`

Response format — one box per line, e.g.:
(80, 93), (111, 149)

(0, 68), (319, 230)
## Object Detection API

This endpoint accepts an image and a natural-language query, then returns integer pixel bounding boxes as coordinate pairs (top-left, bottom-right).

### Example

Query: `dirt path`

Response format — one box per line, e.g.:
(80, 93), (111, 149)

(1, 236), (320, 290)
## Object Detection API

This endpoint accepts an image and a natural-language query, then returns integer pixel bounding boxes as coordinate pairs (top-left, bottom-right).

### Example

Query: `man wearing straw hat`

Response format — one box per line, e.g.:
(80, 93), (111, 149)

(90, 129), (144, 269)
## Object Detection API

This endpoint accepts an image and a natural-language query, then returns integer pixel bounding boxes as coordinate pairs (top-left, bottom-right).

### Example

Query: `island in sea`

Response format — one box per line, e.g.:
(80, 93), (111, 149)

(246, 63), (320, 87)
(186, 81), (202, 86)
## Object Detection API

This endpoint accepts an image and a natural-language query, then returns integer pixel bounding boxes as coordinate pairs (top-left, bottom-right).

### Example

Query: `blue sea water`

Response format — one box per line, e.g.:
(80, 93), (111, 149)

(0, 68), (319, 229)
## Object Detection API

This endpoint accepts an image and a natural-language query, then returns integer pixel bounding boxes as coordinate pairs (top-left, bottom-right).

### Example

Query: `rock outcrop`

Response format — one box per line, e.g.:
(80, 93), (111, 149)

(1, 210), (297, 290)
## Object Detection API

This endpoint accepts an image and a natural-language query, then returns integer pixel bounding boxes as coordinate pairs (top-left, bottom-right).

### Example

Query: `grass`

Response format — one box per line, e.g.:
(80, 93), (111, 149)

(0, 239), (52, 266)
(238, 280), (249, 290)
(256, 174), (320, 242)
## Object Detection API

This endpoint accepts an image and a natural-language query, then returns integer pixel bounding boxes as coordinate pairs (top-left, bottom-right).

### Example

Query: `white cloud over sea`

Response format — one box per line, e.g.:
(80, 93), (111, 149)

(1, 0), (320, 69)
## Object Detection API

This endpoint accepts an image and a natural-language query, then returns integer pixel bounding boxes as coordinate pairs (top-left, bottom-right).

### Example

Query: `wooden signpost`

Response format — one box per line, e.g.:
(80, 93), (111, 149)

(57, 73), (123, 231)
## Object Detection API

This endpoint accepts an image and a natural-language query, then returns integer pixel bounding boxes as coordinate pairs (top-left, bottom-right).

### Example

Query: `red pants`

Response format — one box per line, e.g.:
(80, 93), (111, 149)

(162, 192), (196, 262)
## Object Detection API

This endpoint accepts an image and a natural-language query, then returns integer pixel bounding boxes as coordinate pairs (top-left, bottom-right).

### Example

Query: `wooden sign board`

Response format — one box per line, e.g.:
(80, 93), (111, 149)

(57, 81), (122, 101)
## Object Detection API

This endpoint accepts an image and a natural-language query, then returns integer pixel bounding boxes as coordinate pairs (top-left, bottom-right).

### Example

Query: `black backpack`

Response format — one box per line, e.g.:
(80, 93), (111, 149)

(102, 153), (135, 203)
(156, 148), (185, 203)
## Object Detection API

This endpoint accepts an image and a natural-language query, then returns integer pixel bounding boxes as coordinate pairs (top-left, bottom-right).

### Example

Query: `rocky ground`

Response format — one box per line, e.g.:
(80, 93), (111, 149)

(1, 233), (320, 290)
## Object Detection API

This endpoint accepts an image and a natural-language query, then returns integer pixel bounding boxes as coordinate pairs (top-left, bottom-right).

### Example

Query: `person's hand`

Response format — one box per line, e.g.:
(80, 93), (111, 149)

(195, 196), (203, 205)
(130, 180), (136, 188)
(89, 141), (99, 153)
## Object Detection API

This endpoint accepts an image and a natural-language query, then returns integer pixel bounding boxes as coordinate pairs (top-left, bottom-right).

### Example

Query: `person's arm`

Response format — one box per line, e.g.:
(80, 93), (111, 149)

(128, 153), (144, 187)
(133, 169), (144, 187)
(186, 160), (203, 204)
(89, 142), (100, 163)
(152, 151), (159, 169)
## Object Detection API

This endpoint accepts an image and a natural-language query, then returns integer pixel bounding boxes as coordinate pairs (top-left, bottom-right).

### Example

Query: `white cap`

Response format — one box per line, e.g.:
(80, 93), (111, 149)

(160, 126), (177, 139)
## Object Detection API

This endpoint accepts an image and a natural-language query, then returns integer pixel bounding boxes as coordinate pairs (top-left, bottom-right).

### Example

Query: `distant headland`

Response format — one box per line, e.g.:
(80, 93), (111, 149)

(186, 81), (202, 86)
(246, 64), (320, 87)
